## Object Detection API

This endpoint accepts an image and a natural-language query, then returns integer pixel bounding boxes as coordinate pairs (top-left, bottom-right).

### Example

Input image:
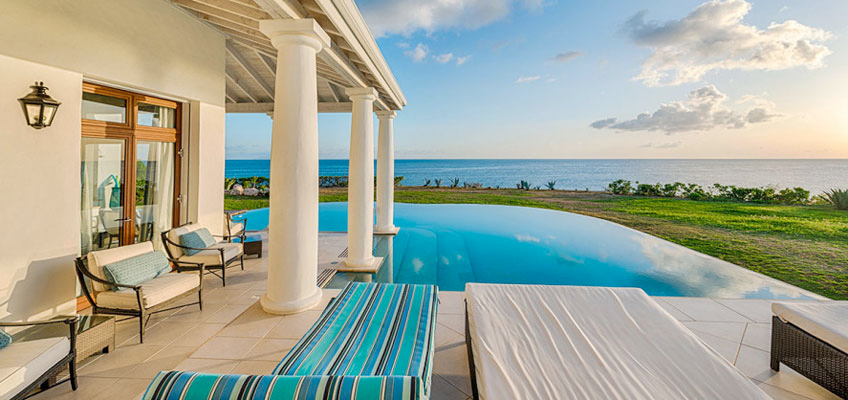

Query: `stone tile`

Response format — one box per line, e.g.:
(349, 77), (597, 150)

(430, 374), (470, 400)
(217, 303), (282, 338)
(231, 360), (280, 375)
(168, 323), (227, 347)
(266, 310), (323, 339)
(690, 330), (741, 364)
(755, 381), (815, 400)
(318, 288), (341, 310)
(30, 377), (118, 400)
(652, 298), (694, 321)
(742, 323), (772, 352)
(436, 322), (464, 347)
(245, 338), (299, 361)
(735, 345), (840, 400)
(191, 336), (260, 360)
(228, 290), (265, 305)
(204, 303), (252, 324)
(124, 345), (197, 379)
(715, 299), (775, 324)
(658, 297), (752, 322)
(78, 343), (164, 378)
(433, 336), (472, 396)
(173, 358), (238, 374)
(133, 320), (199, 346)
(90, 378), (152, 400)
(166, 302), (226, 322)
(438, 291), (465, 315)
(203, 288), (249, 304)
(682, 321), (747, 344)
(438, 313), (465, 336)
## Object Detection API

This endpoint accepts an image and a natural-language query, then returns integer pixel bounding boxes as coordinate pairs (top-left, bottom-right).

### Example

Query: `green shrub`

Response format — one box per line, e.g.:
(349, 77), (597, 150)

(516, 180), (531, 190)
(546, 181), (557, 190)
(777, 187), (810, 205)
(824, 189), (848, 210)
(635, 183), (662, 197)
(607, 179), (632, 195)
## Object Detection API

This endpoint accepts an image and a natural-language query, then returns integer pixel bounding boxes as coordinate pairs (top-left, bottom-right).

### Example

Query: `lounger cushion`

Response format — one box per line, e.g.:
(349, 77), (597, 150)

(772, 301), (848, 353)
(179, 242), (242, 266)
(87, 242), (155, 292)
(228, 221), (244, 235)
(96, 272), (199, 310)
(167, 224), (203, 259)
(273, 282), (437, 399)
(465, 284), (769, 400)
(0, 337), (69, 399)
(143, 372), (420, 400)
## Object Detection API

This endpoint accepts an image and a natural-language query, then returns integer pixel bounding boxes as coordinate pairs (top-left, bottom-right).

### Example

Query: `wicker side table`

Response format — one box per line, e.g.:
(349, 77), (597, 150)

(243, 233), (262, 258)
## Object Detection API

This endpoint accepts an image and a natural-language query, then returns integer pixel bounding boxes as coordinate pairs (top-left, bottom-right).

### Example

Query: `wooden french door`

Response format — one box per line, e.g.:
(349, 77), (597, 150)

(80, 82), (182, 254)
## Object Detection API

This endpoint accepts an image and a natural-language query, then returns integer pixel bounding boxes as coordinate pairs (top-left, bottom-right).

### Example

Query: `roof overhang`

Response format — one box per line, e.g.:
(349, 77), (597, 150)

(169, 0), (406, 113)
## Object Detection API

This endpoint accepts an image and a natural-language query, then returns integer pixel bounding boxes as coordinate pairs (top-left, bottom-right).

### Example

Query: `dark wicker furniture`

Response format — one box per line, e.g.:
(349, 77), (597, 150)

(771, 315), (848, 397)
(74, 257), (203, 344)
(0, 317), (78, 399)
(162, 223), (245, 286)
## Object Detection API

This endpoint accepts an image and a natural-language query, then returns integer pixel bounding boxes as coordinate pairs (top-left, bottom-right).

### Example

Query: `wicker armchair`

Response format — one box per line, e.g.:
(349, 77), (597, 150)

(0, 317), (78, 399)
(74, 242), (203, 343)
(161, 223), (244, 287)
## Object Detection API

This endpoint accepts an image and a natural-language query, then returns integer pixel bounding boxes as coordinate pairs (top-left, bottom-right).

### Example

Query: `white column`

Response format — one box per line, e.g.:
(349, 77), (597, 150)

(375, 111), (399, 235)
(344, 87), (382, 270)
(258, 19), (330, 315)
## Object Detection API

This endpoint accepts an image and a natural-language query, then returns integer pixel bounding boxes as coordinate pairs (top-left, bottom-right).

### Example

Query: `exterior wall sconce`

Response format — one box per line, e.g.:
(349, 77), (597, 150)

(18, 81), (61, 129)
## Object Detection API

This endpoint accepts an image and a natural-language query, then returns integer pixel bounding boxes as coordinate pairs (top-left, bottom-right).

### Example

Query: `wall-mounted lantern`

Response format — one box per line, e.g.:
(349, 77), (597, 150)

(18, 81), (61, 129)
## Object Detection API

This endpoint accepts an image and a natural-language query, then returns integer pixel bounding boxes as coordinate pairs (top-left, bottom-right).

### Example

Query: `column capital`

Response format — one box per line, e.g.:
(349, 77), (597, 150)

(376, 110), (397, 119)
(260, 19), (331, 51)
(345, 87), (378, 101)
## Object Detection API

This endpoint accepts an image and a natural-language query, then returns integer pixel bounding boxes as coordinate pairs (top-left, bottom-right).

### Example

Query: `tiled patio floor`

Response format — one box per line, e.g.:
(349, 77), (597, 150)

(34, 233), (838, 400)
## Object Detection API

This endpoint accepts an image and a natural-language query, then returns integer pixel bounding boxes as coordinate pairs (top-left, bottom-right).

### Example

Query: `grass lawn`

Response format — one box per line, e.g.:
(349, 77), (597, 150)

(226, 188), (848, 299)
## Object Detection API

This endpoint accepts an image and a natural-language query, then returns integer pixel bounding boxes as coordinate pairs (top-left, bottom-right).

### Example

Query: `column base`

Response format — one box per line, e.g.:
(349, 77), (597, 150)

(260, 286), (322, 315)
(374, 225), (400, 235)
(339, 256), (384, 273)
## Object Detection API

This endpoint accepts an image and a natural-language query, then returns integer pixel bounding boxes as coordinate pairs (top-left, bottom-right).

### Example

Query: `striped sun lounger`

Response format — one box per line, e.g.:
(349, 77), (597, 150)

(142, 282), (438, 400)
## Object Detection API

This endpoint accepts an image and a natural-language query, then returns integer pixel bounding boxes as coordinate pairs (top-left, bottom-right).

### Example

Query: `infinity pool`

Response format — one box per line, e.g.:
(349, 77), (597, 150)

(235, 203), (816, 299)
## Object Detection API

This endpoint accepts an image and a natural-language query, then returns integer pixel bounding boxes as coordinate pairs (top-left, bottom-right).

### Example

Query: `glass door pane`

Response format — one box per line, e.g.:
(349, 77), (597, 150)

(80, 138), (126, 254)
(135, 141), (175, 249)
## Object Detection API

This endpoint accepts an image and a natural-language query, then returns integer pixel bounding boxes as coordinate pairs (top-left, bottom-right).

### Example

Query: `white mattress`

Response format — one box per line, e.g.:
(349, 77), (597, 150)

(465, 284), (769, 400)
(773, 301), (848, 353)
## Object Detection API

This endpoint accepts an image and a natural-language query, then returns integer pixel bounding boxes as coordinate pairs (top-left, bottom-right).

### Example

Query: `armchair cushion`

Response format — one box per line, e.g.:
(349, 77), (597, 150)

(0, 337), (69, 398)
(167, 224), (203, 259)
(179, 229), (216, 256)
(179, 242), (242, 267)
(103, 251), (172, 289)
(96, 272), (200, 310)
(0, 330), (10, 349)
(87, 242), (156, 292)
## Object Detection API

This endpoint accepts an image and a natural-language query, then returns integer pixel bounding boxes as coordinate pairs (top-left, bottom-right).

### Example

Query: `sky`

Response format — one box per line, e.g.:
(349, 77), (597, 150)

(225, 0), (848, 160)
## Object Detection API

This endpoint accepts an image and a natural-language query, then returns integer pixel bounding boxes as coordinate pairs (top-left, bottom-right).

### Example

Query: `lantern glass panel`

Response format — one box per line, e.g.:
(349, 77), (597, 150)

(25, 103), (41, 125)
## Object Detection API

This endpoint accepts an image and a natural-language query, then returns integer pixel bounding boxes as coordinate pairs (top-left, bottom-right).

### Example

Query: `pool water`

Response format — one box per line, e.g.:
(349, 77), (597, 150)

(235, 203), (816, 299)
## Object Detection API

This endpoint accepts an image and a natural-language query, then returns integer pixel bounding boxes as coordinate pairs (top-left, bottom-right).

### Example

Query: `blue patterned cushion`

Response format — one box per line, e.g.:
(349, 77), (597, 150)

(0, 330), (11, 349)
(179, 228), (216, 256)
(103, 251), (171, 289)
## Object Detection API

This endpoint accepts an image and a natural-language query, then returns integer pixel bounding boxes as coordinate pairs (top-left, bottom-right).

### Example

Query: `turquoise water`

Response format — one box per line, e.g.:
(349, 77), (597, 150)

(234, 203), (816, 299)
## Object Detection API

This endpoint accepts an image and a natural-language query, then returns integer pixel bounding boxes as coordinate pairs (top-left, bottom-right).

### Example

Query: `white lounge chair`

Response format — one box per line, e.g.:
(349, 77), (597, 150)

(0, 318), (77, 400)
(161, 223), (244, 286)
(771, 301), (848, 397)
(464, 284), (770, 399)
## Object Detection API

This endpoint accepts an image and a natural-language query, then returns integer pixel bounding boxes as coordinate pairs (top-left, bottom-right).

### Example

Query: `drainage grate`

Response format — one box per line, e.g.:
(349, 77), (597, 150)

(338, 247), (348, 258)
(317, 268), (337, 288)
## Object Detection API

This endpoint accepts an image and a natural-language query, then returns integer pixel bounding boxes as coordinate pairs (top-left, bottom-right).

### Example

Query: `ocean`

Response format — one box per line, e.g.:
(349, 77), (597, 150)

(225, 159), (848, 195)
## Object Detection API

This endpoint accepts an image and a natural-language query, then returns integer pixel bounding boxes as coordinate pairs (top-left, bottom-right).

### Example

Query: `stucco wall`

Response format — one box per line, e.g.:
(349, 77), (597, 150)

(0, 0), (225, 106)
(0, 55), (82, 321)
(188, 102), (227, 235)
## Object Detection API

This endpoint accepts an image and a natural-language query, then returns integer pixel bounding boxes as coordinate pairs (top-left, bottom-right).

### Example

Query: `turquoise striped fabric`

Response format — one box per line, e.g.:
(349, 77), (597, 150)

(275, 282), (438, 398)
(142, 372), (419, 400)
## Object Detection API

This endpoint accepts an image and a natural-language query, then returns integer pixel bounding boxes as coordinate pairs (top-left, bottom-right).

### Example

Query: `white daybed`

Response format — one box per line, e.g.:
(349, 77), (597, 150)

(464, 284), (770, 400)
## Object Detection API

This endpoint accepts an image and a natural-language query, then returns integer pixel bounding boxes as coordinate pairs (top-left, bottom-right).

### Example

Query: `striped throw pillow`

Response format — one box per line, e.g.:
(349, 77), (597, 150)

(179, 228), (216, 256)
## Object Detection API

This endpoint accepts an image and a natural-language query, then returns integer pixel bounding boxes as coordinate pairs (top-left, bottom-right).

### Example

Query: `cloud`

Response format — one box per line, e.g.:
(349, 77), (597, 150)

(550, 50), (584, 63)
(405, 43), (429, 62)
(434, 53), (454, 63)
(590, 84), (780, 133)
(640, 142), (682, 149)
(515, 75), (541, 84)
(624, 0), (833, 86)
(456, 55), (471, 65)
(360, 0), (546, 37)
